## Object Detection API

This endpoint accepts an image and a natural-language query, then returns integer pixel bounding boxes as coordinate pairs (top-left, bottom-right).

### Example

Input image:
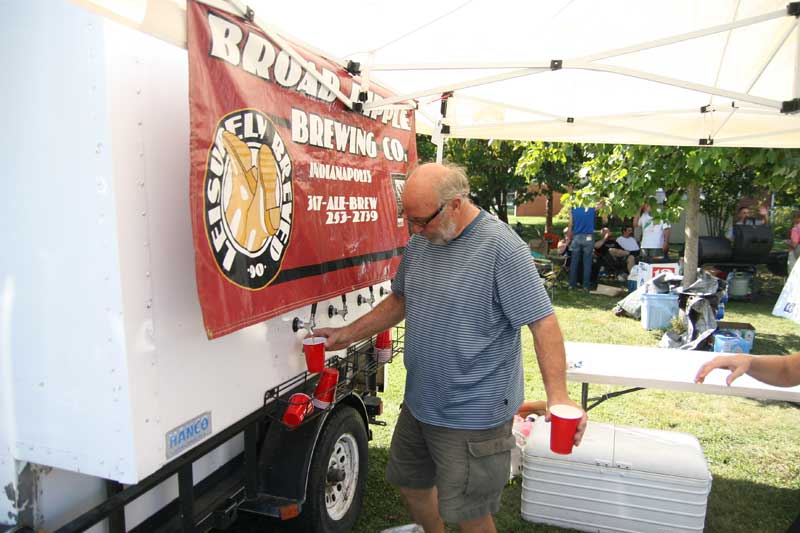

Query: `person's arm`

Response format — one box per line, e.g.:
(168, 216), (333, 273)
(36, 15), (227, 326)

(757, 205), (769, 224)
(527, 313), (587, 445)
(315, 292), (406, 351)
(694, 352), (800, 387)
(517, 400), (547, 418)
(567, 210), (574, 234)
(594, 227), (610, 249)
(789, 227), (800, 250)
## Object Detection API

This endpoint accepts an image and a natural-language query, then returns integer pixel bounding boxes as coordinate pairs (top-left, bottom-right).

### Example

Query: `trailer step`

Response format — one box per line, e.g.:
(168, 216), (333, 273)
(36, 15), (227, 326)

(238, 494), (303, 520)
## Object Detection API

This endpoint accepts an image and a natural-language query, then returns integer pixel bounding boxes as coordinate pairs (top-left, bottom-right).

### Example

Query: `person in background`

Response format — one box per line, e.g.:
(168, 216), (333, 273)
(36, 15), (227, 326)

(317, 163), (587, 533)
(594, 227), (634, 279)
(638, 204), (671, 260)
(787, 212), (800, 273)
(568, 204), (598, 290)
(616, 225), (641, 272)
(726, 204), (770, 239)
(556, 227), (572, 257)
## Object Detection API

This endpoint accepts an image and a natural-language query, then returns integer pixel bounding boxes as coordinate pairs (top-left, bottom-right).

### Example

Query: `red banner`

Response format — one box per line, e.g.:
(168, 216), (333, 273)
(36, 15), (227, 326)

(188, 1), (415, 339)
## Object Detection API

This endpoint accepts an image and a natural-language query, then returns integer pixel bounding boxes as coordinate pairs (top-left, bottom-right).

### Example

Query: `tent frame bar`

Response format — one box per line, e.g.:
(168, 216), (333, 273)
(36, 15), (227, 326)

(451, 118), (695, 145)
(364, 60), (782, 111)
(711, 16), (798, 138)
(370, 9), (787, 72)
(364, 7), (791, 112)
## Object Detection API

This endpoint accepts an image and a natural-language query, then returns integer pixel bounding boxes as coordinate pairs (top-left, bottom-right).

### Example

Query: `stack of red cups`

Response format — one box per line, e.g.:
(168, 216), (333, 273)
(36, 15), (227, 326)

(375, 329), (392, 363)
(312, 368), (339, 409)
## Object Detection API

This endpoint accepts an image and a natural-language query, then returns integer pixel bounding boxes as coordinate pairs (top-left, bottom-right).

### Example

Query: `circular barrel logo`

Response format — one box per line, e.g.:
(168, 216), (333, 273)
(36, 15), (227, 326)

(203, 109), (293, 289)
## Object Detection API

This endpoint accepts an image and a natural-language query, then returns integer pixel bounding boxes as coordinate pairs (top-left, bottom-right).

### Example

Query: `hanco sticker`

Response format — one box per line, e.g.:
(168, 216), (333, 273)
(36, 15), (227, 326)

(204, 109), (293, 289)
(165, 411), (212, 459)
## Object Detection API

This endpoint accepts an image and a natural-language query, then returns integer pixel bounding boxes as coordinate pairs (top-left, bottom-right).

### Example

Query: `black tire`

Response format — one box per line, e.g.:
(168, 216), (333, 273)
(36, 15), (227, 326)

(295, 406), (368, 532)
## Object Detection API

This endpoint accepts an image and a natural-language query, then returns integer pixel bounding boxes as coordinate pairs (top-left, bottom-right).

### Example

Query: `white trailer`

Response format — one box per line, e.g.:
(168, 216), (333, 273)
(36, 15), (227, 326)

(1, 2), (400, 531)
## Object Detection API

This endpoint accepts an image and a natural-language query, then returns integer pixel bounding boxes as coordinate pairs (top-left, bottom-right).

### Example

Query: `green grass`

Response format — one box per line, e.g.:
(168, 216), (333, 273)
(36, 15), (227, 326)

(508, 215), (547, 226)
(352, 272), (800, 533)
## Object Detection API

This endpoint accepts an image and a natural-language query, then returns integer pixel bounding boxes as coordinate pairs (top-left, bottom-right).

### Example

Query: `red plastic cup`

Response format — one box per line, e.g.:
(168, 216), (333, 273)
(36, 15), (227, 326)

(549, 404), (583, 454)
(283, 393), (313, 428)
(375, 330), (392, 363)
(303, 337), (326, 373)
(312, 368), (339, 409)
(376, 330), (392, 349)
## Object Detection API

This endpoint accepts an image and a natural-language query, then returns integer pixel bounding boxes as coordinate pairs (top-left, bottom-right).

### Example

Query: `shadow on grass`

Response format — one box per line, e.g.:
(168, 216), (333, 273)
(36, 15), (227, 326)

(752, 331), (800, 355)
(705, 476), (799, 533)
(551, 289), (622, 311)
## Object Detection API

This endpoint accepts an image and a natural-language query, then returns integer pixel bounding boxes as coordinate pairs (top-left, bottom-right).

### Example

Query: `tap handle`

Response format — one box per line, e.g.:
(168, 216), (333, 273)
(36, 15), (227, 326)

(293, 303), (318, 332)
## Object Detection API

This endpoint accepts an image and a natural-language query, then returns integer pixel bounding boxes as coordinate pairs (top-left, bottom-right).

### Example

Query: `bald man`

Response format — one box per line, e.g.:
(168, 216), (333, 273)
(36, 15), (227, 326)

(316, 163), (586, 533)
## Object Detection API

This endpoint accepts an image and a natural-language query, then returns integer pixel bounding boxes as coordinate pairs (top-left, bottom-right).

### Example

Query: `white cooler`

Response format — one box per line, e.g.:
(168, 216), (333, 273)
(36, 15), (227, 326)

(521, 420), (712, 532)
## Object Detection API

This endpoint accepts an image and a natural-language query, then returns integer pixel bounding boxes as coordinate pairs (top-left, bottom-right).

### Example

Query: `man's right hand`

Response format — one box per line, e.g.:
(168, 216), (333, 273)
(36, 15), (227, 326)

(314, 327), (352, 351)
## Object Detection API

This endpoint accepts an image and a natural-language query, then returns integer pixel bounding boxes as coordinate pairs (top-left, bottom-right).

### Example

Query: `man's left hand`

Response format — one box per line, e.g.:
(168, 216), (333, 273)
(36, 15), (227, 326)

(544, 398), (588, 446)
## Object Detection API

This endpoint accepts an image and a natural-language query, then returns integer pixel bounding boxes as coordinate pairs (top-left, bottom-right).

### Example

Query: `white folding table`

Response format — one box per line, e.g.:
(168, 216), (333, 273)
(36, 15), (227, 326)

(565, 342), (800, 411)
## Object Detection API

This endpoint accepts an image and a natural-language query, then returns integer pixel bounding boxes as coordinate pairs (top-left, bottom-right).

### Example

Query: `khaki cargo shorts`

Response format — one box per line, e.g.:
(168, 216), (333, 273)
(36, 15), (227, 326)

(385, 406), (515, 524)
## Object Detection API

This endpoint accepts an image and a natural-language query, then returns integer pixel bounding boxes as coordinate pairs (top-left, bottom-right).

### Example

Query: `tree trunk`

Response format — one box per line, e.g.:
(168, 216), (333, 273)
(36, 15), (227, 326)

(497, 190), (508, 223)
(545, 189), (554, 234)
(683, 182), (701, 287)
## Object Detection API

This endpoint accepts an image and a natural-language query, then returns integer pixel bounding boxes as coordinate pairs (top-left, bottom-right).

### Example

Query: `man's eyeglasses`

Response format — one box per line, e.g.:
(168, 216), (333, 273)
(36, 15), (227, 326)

(407, 202), (446, 228)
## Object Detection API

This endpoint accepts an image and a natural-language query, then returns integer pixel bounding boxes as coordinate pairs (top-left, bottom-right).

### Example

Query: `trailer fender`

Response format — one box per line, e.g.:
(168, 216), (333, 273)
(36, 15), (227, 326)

(257, 393), (369, 505)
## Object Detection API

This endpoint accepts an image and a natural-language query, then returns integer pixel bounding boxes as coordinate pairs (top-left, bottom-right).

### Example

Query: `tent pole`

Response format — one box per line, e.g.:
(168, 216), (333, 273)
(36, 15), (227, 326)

(712, 19), (797, 139)
(796, 20), (800, 98)
(572, 62), (781, 110)
(435, 93), (451, 164)
(369, 9), (786, 72)
(369, 58), (781, 114)
(745, 19), (797, 93)
(363, 67), (546, 109)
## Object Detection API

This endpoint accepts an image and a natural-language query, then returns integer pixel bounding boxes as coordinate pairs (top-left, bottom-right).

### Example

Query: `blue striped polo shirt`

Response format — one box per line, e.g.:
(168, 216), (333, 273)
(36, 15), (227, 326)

(392, 210), (554, 429)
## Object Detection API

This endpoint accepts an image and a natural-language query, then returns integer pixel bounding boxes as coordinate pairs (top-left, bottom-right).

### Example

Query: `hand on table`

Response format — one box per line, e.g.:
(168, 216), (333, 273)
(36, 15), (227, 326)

(694, 354), (753, 386)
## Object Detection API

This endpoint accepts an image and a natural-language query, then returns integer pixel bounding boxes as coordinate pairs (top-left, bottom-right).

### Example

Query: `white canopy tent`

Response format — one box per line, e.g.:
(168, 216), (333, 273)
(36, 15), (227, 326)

(78, 0), (800, 148)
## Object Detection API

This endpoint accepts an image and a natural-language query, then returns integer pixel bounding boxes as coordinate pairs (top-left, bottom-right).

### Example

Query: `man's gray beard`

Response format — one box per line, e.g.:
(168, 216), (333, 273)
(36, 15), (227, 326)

(428, 216), (458, 245)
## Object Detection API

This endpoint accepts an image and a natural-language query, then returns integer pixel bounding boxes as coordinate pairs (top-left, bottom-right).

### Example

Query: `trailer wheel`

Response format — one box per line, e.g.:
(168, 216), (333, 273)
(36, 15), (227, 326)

(299, 406), (368, 532)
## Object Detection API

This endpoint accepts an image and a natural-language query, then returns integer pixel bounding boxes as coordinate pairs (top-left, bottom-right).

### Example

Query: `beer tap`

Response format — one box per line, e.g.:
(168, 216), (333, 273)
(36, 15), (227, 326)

(292, 303), (318, 334)
(357, 286), (375, 307)
(328, 294), (349, 320)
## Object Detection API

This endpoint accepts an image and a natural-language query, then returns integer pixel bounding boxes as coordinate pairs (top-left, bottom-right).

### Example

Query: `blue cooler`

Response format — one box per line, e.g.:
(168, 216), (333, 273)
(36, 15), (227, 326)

(640, 293), (679, 330)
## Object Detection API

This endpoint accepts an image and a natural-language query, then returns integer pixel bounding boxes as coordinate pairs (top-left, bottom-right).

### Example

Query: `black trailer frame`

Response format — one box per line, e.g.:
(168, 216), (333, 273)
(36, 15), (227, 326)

(53, 329), (404, 533)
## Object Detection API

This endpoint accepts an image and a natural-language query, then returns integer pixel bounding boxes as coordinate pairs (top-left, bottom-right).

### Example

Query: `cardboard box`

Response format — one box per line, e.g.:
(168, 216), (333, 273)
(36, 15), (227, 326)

(714, 321), (755, 353)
